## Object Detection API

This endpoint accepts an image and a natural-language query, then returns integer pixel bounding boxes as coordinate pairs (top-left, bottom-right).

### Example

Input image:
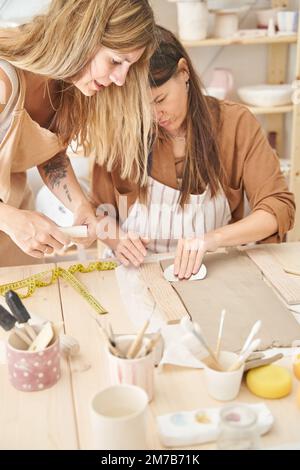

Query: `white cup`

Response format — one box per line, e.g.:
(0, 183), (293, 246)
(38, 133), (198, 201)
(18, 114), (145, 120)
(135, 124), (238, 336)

(105, 334), (155, 402)
(90, 384), (148, 450)
(203, 351), (244, 401)
(277, 11), (299, 33)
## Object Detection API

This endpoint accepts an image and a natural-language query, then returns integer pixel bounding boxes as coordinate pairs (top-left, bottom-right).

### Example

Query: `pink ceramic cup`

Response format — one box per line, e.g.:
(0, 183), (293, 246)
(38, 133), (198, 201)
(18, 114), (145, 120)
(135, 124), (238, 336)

(6, 326), (61, 392)
(105, 335), (155, 402)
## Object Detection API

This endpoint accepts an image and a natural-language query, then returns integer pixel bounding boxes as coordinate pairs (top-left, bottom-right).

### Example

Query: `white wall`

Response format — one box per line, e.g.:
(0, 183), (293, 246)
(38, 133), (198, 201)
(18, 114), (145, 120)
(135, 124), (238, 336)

(151, 0), (297, 159)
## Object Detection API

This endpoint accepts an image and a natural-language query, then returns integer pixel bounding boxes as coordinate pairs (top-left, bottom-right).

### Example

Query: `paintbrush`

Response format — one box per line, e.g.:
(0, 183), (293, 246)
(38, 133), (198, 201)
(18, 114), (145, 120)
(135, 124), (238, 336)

(227, 338), (261, 372)
(95, 318), (123, 357)
(136, 330), (162, 358)
(181, 316), (222, 370)
(215, 309), (226, 360)
(240, 320), (262, 355)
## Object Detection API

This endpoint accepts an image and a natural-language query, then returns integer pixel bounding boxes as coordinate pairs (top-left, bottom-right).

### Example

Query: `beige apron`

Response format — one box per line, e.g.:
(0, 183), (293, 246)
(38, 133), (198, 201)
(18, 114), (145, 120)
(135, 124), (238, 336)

(0, 60), (64, 267)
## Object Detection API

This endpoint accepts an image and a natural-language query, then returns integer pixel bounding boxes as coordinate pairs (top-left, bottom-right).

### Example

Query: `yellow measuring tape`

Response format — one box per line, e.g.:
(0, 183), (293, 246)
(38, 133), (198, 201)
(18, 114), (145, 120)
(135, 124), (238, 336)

(0, 261), (117, 315)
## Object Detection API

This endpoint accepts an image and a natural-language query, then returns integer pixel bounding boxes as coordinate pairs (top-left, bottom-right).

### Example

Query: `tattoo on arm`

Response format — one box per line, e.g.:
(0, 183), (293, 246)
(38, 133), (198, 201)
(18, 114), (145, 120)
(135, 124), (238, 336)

(63, 183), (72, 203)
(41, 153), (70, 189)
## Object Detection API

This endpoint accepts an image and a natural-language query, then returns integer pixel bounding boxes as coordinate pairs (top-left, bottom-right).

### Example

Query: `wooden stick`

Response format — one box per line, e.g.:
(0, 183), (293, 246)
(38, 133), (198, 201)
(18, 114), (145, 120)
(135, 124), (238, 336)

(215, 309), (226, 360)
(22, 323), (37, 341)
(13, 328), (32, 347)
(126, 318), (151, 359)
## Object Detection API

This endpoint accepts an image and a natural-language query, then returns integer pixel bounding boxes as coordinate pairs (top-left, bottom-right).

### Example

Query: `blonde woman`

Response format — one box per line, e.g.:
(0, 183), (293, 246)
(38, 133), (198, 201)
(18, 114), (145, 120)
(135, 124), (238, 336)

(92, 26), (295, 276)
(0, 0), (155, 267)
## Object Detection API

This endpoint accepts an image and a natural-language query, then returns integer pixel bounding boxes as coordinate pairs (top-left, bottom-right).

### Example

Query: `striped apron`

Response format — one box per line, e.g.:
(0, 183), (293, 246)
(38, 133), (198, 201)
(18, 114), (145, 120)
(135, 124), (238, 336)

(120, 176), (231, 254)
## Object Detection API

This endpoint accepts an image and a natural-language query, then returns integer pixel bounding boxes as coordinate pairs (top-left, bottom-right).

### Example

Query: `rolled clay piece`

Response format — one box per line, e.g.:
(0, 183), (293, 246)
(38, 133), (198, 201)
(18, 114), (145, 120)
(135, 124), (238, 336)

(163, 263), (207, 283)
(59, 226), (88, 238)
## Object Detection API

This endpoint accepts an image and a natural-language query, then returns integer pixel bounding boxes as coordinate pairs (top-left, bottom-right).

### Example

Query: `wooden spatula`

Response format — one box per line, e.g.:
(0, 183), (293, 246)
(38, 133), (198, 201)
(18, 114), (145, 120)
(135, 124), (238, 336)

(28, 322), (54, 352)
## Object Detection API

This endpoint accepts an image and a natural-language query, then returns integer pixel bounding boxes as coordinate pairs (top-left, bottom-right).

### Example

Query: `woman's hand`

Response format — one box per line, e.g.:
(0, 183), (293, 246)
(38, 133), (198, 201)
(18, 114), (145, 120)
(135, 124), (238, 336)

(114, 230), (149, 267)
(3, 206), (70, 258)
(72, 204), (98, 247)
(174, 232), (220, 280)
(96, 215), (149, 267)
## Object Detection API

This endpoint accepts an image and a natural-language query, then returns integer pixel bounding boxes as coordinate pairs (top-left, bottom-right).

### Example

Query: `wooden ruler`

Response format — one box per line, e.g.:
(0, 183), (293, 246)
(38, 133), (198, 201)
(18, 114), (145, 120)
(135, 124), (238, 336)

(245, 247), (300, 305)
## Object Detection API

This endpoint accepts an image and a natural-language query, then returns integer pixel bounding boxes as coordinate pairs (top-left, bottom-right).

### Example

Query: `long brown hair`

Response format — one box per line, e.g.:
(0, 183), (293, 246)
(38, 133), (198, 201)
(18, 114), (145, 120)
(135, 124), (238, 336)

(0, 0), (156, 185)
(149, 26), (223, 205)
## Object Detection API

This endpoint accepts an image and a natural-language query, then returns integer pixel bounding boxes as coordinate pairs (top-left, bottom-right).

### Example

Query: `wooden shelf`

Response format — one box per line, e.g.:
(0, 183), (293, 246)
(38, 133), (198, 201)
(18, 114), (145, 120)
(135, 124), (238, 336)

(247, 104), (294, 115)
(182, 34), (297, 48)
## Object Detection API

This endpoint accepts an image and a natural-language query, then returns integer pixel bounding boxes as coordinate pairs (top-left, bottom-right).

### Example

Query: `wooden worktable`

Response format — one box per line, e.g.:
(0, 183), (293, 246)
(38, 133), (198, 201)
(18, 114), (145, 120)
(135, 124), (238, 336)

(0, 251), (299, 450)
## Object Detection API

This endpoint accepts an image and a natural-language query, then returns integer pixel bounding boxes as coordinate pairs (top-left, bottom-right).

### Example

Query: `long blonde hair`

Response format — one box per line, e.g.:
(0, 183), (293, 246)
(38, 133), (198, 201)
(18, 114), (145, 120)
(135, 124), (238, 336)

(0, 0), (156, 185)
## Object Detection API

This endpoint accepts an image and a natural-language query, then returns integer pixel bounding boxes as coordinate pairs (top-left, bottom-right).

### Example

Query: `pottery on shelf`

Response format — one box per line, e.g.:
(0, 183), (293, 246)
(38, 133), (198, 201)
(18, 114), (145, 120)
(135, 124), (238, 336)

(237, 84), (293, 107)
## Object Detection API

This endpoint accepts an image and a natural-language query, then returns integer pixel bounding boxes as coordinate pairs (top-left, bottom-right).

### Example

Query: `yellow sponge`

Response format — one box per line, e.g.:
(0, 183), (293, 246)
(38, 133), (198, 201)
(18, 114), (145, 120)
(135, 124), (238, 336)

(246, 364), (292, 399)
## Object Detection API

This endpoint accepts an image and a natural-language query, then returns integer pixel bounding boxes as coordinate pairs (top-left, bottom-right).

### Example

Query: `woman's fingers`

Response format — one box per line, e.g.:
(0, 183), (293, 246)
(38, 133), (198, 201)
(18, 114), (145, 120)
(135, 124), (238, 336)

(178, 239), (192, 279)
(184, 241), (198, 279)
(117, 252), (130, 267)
(193, 245), (205, 275)
(174, 239), (184, 276)
(128, 232), (147, 258)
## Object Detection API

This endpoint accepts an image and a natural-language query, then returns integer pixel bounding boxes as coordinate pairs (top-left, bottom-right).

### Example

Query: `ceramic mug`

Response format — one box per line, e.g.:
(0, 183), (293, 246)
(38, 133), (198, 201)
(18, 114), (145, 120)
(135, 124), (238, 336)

(105, 334), (155, 402)
(6, 325), (61, 392)
(203, 351), (244, 401)
(90, 384), (148, 450)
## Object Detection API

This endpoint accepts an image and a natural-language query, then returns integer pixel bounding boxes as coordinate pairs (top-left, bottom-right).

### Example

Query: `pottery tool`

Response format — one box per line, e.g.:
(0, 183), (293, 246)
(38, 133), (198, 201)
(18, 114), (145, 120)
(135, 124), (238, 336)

(5, 290), (37, 341)
(107, 322), (116, 347)
(95, 318), (123, 357)
(163, 263), (207, 283)
(240, 320), (262, 355)
(181, 316), (222, 370)
(136, 330), (162, 358)
(28, 322), (54, 352)
(59, 225), (88, 238)
(244, 353), (284, 372)
(0, 305), (32, 346)
(283, 266), (300, 276)
(126, 311), (154, 359)
(228, 338), (261, 372)
(60, 334), (80, 357)
(215, 309), (226, 360)
(246, 352), (264, 362)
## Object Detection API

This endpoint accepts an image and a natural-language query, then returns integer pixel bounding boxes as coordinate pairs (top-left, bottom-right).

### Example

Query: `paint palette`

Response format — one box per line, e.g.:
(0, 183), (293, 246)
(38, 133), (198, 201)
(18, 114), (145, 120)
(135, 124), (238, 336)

(163, 263), (207, 283)
(157, 403), (273, 447)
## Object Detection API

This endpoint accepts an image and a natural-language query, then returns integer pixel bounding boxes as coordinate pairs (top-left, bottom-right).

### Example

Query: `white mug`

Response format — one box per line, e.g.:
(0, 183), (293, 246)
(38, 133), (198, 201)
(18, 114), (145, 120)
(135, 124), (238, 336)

(90, 384), (148, 450)
(105, 334), (155, 402)
(203, 351), (244, 401)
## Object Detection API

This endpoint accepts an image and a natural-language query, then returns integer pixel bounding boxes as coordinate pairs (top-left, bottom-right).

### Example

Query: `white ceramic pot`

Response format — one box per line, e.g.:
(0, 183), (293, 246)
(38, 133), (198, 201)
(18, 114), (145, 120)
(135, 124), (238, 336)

(214, 11), (239, 38)
(177, 1), (208, 41)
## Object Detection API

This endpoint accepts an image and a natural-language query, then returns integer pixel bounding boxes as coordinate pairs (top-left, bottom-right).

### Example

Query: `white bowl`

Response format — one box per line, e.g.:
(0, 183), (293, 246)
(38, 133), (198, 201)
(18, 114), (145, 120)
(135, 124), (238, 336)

(237, 84), (293, 107)
(204, 87), (227, 100)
